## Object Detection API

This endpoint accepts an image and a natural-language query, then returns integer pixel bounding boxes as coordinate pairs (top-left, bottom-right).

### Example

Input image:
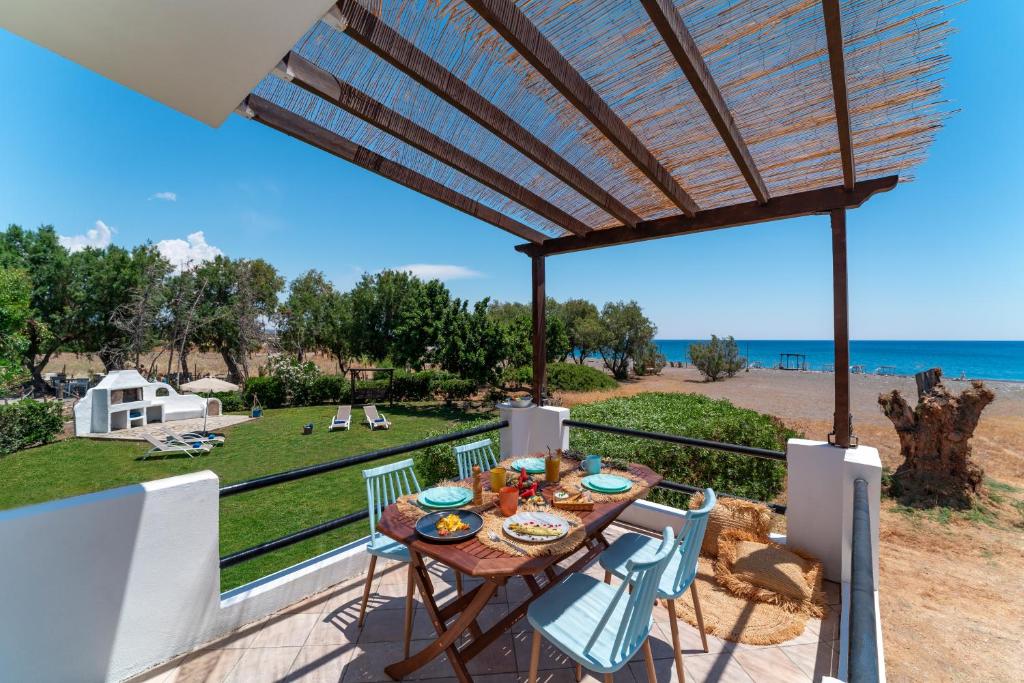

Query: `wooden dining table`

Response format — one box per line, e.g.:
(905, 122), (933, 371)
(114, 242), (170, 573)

(376, 462), (663, 682)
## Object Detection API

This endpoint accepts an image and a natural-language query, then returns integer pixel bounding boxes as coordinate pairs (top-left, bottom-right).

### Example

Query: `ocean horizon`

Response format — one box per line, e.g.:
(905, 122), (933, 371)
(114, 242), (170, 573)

(650, 340), (1024, 382)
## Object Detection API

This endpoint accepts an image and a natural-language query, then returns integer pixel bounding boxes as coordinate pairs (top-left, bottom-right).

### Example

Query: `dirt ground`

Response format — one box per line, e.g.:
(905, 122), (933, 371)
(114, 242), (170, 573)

(560, 367), (1024, 682)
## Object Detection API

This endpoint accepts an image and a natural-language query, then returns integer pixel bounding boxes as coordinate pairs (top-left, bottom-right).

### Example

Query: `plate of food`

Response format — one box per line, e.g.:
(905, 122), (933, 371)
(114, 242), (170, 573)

(502, 511), (569, 543)
(415, 510), (483, 543)
(510, 457), (546, 474)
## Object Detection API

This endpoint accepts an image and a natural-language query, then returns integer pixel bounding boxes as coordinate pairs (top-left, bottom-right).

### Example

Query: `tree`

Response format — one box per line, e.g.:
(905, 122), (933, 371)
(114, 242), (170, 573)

(879, 369), (995, 508)
(595, 301), (657, 380)
(277, 270), (334, 361)
(0, 267), (32, 389)
(192, 256), (283, 382)
(320, 288), (354, 373)
(437, 298), (505, 386)
(349, 270), (421, 361)
(163, 267), (211, 380)
(558, 298), (600, 363)
(393, 279), (452, 369)
(689, 335), (745, 381)
(0, 225), (81, 391)
(99, 245), (172, 372)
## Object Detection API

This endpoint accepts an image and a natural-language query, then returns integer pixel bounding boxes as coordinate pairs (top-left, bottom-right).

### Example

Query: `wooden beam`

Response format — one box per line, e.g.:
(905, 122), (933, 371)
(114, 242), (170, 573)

(240, 95), (548, 244)
(516, 176), (897, 256)
(464, 0), (699, 217)
(279, 52), (591, 237)
(330, 0), (643, 228)
(822, 0), (856, 190)
(531, 254), (547, 405)
(830, 208), (853, 447)
(640, 0), (770, 204)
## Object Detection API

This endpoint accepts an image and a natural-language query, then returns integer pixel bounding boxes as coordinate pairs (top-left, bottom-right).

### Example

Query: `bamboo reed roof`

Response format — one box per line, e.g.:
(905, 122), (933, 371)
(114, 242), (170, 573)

(243, 0), (952, 245)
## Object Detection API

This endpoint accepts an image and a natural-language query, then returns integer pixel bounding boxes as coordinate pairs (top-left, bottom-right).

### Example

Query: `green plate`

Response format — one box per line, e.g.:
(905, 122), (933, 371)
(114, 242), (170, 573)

(510, 457), (546, 474)
(419, 486), (473, 509)
(581, 474), (632, 493)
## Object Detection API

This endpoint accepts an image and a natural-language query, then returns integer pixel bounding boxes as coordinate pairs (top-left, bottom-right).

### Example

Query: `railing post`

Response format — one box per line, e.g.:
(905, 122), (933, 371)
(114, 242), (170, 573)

(531, 254), (547, 405)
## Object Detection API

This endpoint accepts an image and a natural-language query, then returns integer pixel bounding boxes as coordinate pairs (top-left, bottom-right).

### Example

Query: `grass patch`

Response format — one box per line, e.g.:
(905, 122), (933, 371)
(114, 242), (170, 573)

(0, 403), (488, 590)
(985, 478), (1020, 494)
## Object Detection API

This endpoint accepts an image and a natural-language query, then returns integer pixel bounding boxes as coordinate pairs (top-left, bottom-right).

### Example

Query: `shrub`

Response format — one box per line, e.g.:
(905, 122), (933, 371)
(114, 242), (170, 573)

(569, 392), (793, 504)
(500, 365), (533, 390)
(243, 376), (285, 409)
(430, 376), (476, 404)
(689, 335), (745, 381)
(392, 369), (438, 401)
(633, 343), (667, 377)
(414, 418), (503, 485)
(0, 399), (64, 455)
(547, 362), (617, 392)
(310, 374), (349, 405)
(209, 391), (245, 413)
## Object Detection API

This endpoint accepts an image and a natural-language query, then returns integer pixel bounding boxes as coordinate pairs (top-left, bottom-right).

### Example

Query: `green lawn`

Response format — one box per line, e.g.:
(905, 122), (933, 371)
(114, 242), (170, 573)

(0, 404), (487, 590)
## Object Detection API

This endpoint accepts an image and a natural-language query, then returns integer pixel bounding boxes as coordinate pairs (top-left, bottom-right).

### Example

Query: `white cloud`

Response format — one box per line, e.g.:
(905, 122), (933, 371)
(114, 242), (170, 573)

(59, 220), (114, 252)
(396, 264), (484, 281)
(156, 231), (223, 272)
(149, 191), (177, 202)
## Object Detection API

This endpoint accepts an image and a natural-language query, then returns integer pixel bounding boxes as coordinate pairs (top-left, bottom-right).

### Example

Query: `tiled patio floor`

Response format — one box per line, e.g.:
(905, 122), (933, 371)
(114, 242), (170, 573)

(82, 414), (253, 441)
(132, 525), (840, 683)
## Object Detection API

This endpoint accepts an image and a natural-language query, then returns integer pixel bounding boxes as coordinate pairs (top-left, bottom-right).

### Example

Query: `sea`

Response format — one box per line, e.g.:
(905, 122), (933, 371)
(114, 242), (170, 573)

(652, 340), (1024, 382)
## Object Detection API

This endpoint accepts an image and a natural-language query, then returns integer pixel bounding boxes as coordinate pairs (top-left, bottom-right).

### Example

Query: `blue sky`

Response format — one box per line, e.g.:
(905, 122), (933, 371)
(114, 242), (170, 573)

(1, 3), (1021, 340)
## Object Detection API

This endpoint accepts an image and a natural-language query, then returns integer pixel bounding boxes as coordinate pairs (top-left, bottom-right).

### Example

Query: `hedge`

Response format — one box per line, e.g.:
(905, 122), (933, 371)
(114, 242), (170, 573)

(414, 417), (503, 486)
(0, 399), (64, 455)
(568, 392), (793, 504)
(242, 376), (286, 409)
(548, 362), (617, 392)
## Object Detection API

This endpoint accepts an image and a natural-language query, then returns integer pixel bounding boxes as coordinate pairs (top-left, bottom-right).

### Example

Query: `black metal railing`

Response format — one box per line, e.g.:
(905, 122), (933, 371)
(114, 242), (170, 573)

(849, 478), (879, 683)
(565, 419), (787, 512)
(563, 419), (787, 461)
(218, 420), (507, 569)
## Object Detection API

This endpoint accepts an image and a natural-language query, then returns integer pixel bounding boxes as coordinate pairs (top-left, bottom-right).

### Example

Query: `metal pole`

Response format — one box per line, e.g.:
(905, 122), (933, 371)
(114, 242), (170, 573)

(531, 254), (547, 405)
(830, 208), (852, 447)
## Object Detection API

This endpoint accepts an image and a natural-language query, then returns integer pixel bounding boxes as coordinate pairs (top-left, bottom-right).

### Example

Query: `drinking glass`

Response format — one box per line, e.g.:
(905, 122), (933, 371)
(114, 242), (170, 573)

(490, 466), (506, 491)
(499, 486), (519, 516)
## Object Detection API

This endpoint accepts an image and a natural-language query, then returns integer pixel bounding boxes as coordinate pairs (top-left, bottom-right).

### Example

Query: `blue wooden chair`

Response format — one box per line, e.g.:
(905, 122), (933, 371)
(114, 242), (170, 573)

(453, 438), (499, 480)
(526, 527), (677, 682)
(598, 489), (717, 681)
(361, 458), (421, 658)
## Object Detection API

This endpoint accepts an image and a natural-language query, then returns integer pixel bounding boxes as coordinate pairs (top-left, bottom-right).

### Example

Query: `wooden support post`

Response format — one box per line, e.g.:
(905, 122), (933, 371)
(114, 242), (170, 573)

(830, 208), (853, 448)
(531, 255), (547, 405)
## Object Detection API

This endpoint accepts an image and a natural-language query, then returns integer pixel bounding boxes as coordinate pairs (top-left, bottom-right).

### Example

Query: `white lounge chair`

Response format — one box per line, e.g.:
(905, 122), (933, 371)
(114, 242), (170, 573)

(164, 428), (225, 447)
(141, 433), (212, 460)
(363, 405), (391, 430)
(329, 405), (352, 432)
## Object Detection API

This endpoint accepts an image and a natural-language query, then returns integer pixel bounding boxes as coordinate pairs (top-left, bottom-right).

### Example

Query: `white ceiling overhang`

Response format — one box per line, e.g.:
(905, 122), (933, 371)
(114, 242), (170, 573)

(0, 0), (334, 126)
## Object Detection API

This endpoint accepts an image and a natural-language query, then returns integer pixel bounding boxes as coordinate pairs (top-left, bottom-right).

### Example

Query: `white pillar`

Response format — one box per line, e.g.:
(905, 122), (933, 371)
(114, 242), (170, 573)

(498, 405), (569, 458)
(785, 438), (881, 583)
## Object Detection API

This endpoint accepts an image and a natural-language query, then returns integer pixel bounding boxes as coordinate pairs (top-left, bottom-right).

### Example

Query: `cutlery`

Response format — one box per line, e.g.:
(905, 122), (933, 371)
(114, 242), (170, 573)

(488, 531), (527, 555)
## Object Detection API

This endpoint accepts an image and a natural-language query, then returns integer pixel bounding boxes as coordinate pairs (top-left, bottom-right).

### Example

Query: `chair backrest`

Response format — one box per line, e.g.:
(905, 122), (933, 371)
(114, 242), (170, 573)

(364, 458), (421, 543)
(338, 405), (351, 420)
(142, 433), (168, 449)
(665, 488), (717, 596)
(453, 438), (498, 479)
(587, 526), (676, 663)
(364, 405), (380, 421)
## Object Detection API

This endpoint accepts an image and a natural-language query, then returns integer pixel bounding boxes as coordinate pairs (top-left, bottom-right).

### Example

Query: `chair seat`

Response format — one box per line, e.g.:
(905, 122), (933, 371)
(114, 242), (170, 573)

(599, 532), (693, 600)
(367, 536), (410, 562)
(527, 573), (652, 673)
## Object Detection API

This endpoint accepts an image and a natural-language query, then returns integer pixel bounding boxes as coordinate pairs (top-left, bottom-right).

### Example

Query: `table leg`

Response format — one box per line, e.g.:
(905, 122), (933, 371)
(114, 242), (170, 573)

(385, 550), (496, 682)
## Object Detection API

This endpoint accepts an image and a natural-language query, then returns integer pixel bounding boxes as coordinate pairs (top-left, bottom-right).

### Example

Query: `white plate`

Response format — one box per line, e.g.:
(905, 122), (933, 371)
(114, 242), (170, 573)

(502, 511), (569, 543)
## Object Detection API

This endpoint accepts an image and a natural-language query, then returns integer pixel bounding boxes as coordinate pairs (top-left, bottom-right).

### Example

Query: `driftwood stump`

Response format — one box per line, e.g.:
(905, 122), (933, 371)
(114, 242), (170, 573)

(878, 369), (994, 507)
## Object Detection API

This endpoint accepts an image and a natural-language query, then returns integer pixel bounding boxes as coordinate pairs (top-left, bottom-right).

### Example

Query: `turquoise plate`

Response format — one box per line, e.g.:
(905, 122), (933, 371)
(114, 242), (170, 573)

(581, 473), (632, 493)
(510, 457), (546, 474)
(419, 486), (473, 509)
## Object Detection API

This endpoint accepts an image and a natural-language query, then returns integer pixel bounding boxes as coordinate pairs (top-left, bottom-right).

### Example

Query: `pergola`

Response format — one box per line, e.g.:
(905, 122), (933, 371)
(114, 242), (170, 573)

(3, 0), (952, 448)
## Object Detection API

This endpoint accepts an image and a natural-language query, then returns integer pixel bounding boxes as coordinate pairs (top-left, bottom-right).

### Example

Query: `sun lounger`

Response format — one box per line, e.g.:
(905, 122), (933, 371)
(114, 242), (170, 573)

(141, 433), (212, 460)
(329, 405), (352, 431)
(163, 428), (225, 446)
(363, 405), (391, 430)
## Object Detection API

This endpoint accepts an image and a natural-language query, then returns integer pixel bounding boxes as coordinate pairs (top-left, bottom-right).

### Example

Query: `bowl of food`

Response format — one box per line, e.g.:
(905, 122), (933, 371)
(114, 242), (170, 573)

(509, 396), (533, 408)
(415, 510), (483, 543)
